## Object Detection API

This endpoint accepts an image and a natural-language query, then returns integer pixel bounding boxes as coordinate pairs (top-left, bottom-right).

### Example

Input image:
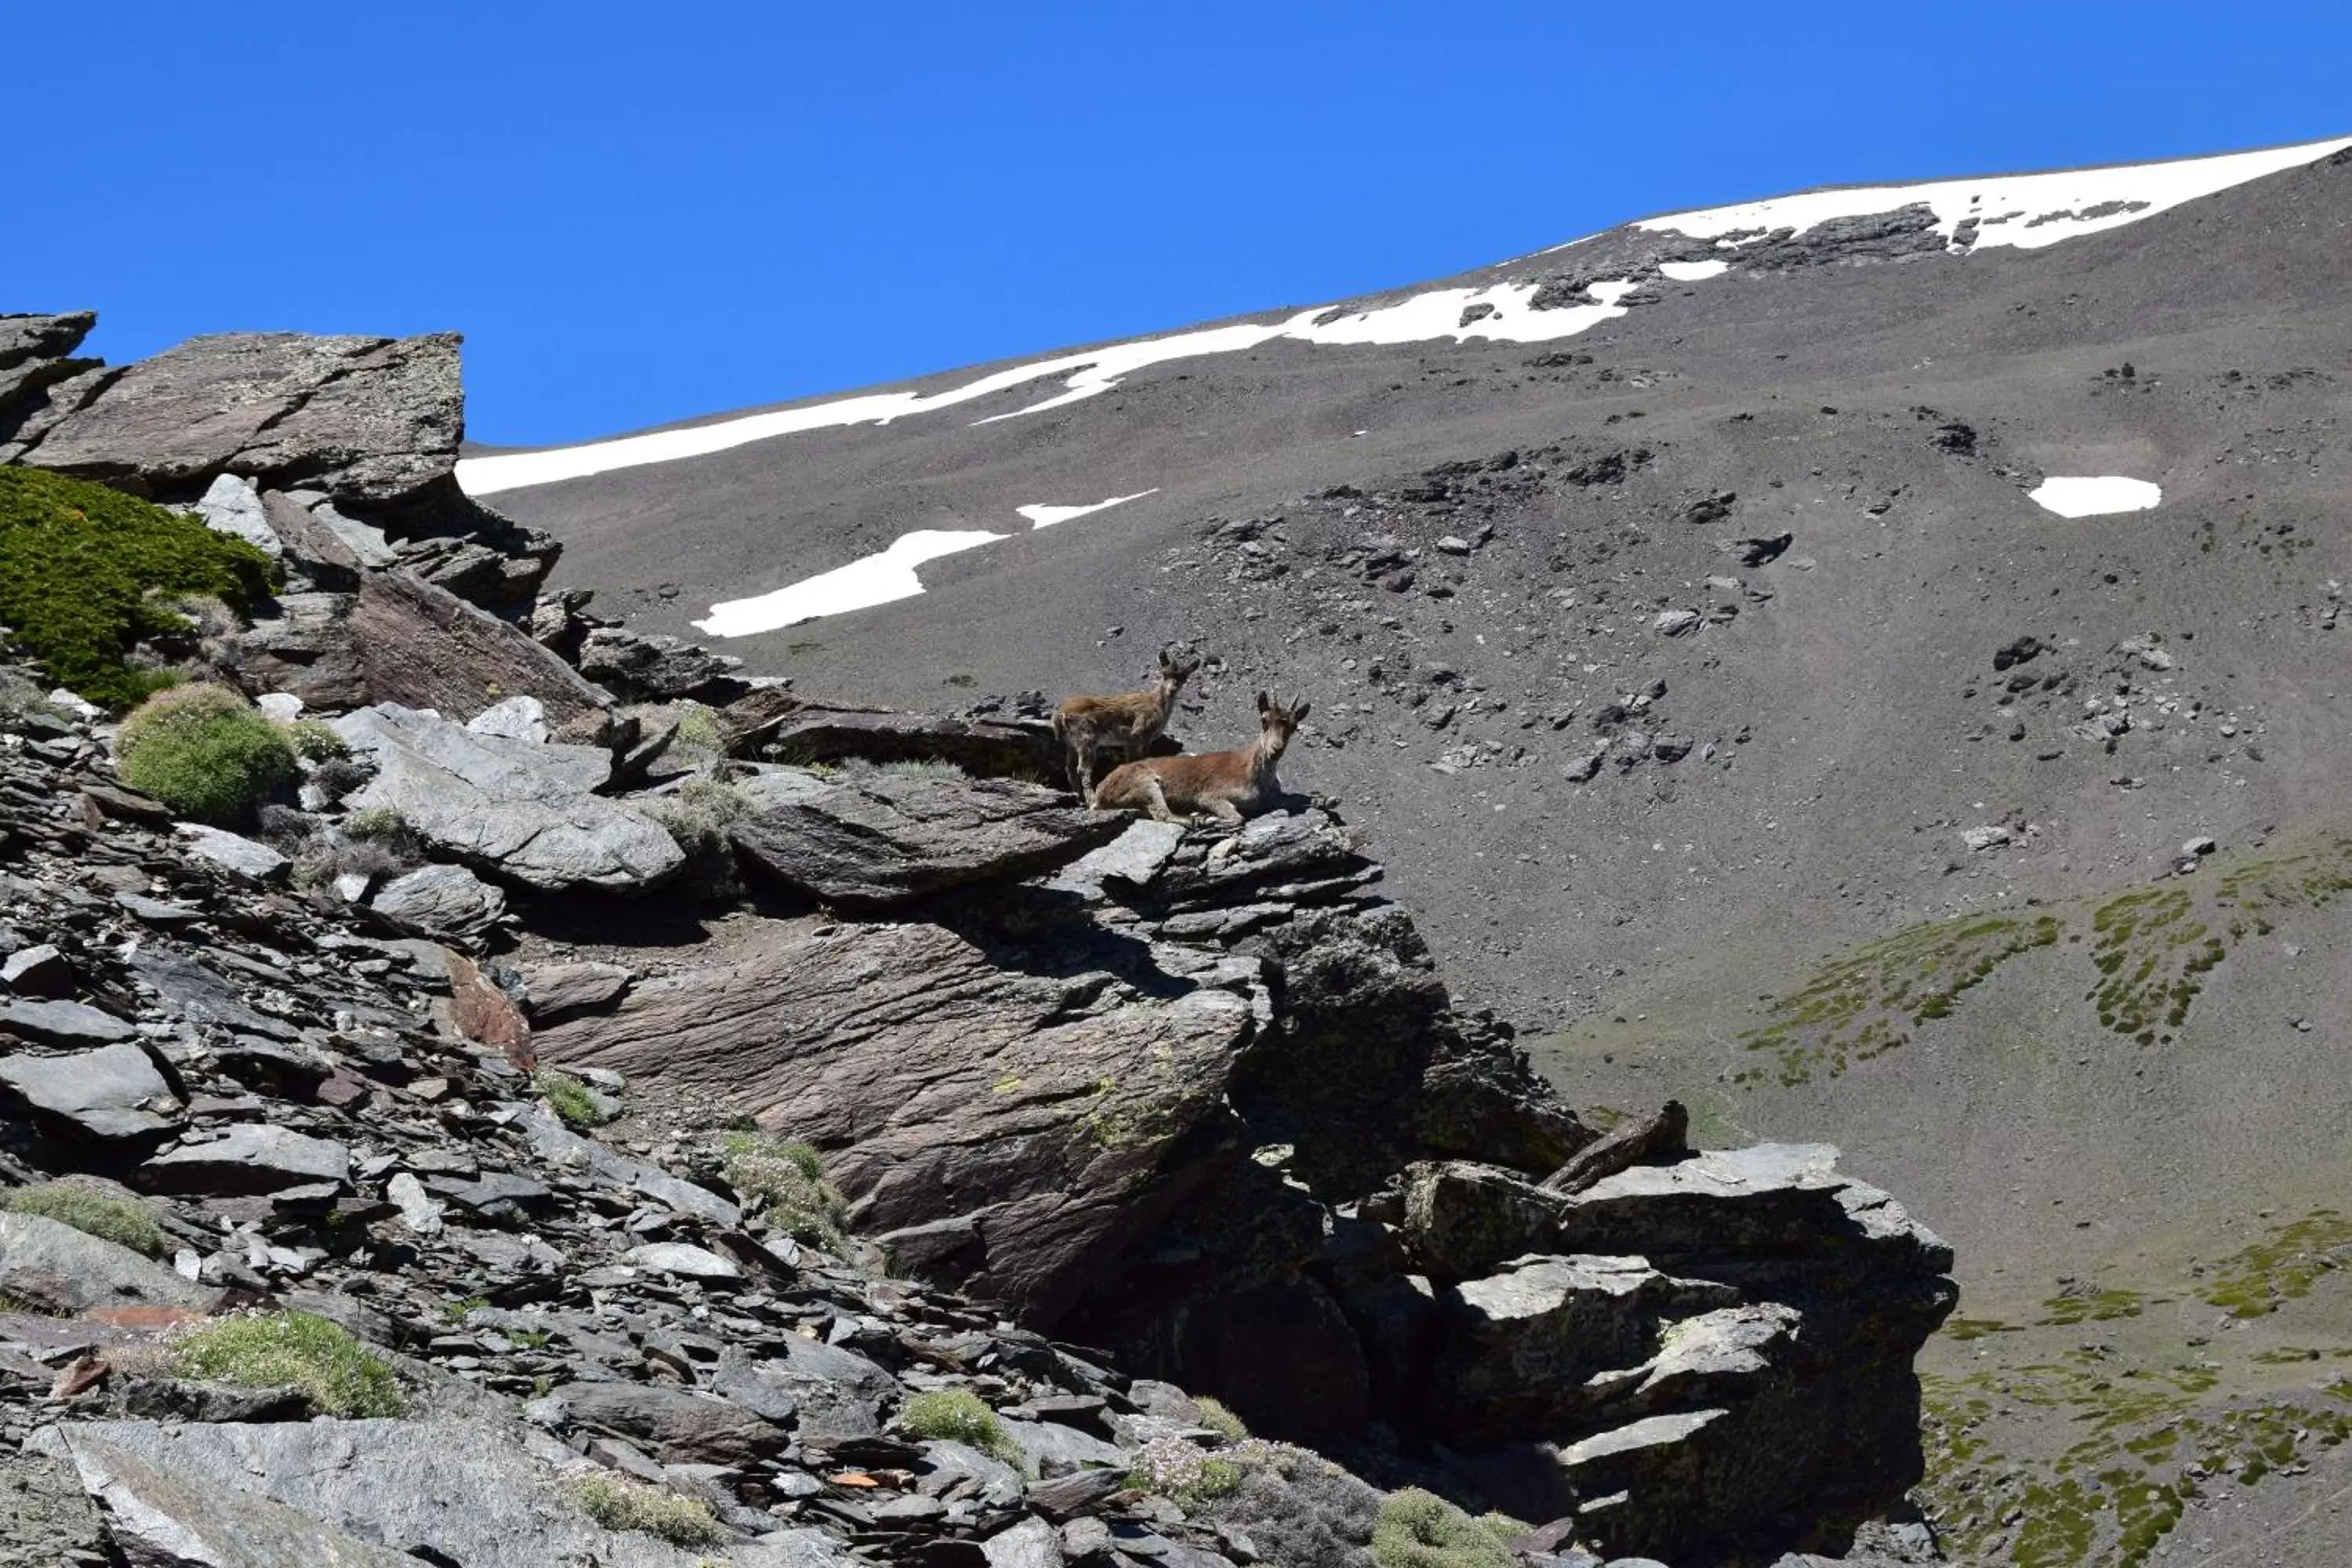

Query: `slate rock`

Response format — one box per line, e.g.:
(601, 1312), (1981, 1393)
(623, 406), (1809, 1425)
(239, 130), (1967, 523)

(556, 1380), (787, 1462)
(173, 823), (292, 885)
(0, 943), (73, 998)
(517, 960), (633, 1024)
(0, 1042), (179, 1145)
(141, 1125), (351, 1195)
(727, 768), (1128, 909)
(188, 472), (282, 558)
(368, 862), (508, 939)
(467, 694), (551, 743)
(578, 626), (748, 701)
(623, 1242), (742, 1281)
(224, 590), (368, 710)
(0, 999), (134, 1047)
(0, 1212), (212, 1315)
(713, 1335), (900, 1439)
(509, 1102), (739, 1224)
(347, 570), (615, 740)
(335, 703), (681, 892)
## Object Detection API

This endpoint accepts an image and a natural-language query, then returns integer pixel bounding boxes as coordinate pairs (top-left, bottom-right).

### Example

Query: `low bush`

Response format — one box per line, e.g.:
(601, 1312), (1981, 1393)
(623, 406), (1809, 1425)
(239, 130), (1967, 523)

(535, 1069), (611, 1129)
(872, 757), (967, 783)
(1193, 1396), (1250, 1444)
(719, 1132), (846, 1250)
(0, 467), (278, 710)
(283, 718), (348, 761)
(898, 1388), (1025, 1465)
(572, 1475), (725, 1547)
(2, 1181), (165, 1257)
(168, 1310), (404, 1417)
(1370, 1488), (1515, 1568)
(114, 683), (298, 826)
(1131, 1436), (1248, 1508)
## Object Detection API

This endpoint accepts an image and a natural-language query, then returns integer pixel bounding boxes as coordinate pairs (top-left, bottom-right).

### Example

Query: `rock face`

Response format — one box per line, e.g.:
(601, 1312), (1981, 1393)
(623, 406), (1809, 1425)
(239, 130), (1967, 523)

(726, 770), (1130, 909)
(334, 703), (683, 892)
(347, 569), (615, 739)
(0, 1042), (180, 1149)
(0, 1213), (212, 1316)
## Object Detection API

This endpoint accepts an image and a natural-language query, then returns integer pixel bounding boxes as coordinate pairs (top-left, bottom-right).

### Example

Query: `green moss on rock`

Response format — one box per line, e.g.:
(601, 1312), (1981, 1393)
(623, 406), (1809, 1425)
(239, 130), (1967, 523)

(168, 1310), (404, 1417)
(0, 467), (278, 710)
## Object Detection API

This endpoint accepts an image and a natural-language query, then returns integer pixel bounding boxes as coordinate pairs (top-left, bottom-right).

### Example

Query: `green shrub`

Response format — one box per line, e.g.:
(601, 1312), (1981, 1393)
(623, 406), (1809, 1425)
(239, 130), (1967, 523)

(1193, 1396), (1250, 1444)
(898, 1388), (1025, 1465)
(168, 1311), (404, 1417)
(535, 1070), (610, 1129)
(572, 1475), (725, 1547)
(284, 718), (348, 761)
(2, 1181), (165, 1258)
(650, 776), (754, 855)
(720, 1132), (846, 1250)
(670, 702), (726, 757)
(342, 806), (405, 838)
(114, 683), (299, 826)
(1370, 1489), (1516, 1568)
(0, 467), (278, 710)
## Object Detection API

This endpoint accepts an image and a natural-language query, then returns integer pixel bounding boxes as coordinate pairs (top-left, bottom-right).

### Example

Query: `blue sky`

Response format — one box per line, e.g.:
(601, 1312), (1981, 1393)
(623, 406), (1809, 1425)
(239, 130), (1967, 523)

(18, 2), (2349, 447)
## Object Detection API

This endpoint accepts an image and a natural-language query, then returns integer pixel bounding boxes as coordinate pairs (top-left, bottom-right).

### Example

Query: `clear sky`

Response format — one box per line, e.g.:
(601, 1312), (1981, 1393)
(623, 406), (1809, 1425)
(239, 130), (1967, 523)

(17, 2), (2348, 447)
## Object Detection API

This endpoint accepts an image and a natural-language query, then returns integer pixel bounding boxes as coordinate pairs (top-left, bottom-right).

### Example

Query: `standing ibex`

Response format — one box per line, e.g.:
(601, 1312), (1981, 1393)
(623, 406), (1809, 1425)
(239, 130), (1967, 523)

(1092, 692), (1309, 824)
(1053, 646), (1202, 805)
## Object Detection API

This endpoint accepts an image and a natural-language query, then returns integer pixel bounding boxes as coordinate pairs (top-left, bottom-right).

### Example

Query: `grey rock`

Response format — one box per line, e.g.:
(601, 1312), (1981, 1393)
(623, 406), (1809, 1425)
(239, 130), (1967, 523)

(224, 591), (368, 710)
(623, 1242), (742, 1281)
(556, 1381), (786, 1463)
(727, 768), (1128, 909)
(126, 949), (299, 1041)
(0, 1212), (211, 1315)
(578, 626), (747, 701)
(466, 694), (551, 743)
(256, 692), (304, 721)
(0, 942), (73, 997)
(508, 1102), (739, 1224)
(31, 1417), (722, 1567)
(0, 1042), (180, 1145)
(368, 862), (508, 939)
(141, 1126), (351, 1195)
(172, 823), (291, 886)
(346, 570), (614, 740)
(0, 998), (135, 1047)
(188, 472), (281, 558)
(1002, 1415), (1130, 1475)
(386, 1172), (445, 1236)
(713, 1338), (898, 1439)
(984, 1514), (1067, 1568)
(335, 703), (681, 892)
(517, 960), (633, 1024)
(1044, 818), (1188, 898)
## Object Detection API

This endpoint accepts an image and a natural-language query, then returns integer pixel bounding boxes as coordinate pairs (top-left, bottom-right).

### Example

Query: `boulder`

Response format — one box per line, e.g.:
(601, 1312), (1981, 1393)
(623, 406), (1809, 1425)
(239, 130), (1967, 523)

(0, 1212), (212, 1315)
(0, 1041), (180, 1146)
(577, 626), (748, 702)
(140, 1126), (350, 1196)
(172, 823), (291, 886)
(31, 1417), (724, 1568)
(225, 591), (368, 710)
(260, 486), (389, 583)
(334, 704), (681, 893)
(536, 919), (1257, 1323)
(1044, 818), (1187, 900)
(466, 694), (550, 743)
(20, 330), (463, 506)
(368, 862), (508, 940)
(712, 1337), (900, 1439)
(0, 311), (103, 447)
(347, 570), (614, 739)
(726, 769), (1127, 909)
(0, 999), (136, 1048)
(555, 1381), (786, 1463)
(187, 472), (281, 558)
(738, 700), (1062, 779)
(517, 960), (633, 1024)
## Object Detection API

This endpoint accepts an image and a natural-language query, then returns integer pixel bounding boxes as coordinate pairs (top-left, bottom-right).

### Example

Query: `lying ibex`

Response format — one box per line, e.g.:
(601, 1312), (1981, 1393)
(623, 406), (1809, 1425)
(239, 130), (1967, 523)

(1093, 692), (1309, 824)
(1053, 646), (1201, 805)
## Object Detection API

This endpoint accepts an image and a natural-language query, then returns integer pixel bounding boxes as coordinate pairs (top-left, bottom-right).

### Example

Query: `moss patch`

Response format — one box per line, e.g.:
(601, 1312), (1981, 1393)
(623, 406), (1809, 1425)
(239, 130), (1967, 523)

(2, 1181), (165, 1258)
(1370, 1488), (1516, 1568)
(115, 683), (299, 826)
(2198, 1210), (2352, 1319)
(169, 1310), (403, 1417)
(572, 1475), (725, 1547)
(0, 467), (278, 710)
(897, 1388), (1024, 1465)
(720, 1132), (846, 1250)
(533, 1070), (610, 1129)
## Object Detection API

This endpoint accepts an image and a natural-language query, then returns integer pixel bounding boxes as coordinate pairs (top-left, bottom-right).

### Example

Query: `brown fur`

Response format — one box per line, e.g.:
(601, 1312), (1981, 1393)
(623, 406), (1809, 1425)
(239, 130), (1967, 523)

(1093, 692), (1309, 824)
(1051, 646), (1201, 804)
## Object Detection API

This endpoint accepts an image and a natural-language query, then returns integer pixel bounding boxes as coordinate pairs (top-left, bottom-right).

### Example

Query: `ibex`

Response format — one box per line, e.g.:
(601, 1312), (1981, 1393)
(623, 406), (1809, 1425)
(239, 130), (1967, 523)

(1052, 645), (1202, 805)
(1092, 691), (1309, 824)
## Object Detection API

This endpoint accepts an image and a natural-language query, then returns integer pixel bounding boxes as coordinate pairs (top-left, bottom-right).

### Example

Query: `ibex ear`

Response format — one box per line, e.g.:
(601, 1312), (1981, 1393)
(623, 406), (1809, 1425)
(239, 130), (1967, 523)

(1291, 700), (1312, 722)
(1257, 691), (1272, 713)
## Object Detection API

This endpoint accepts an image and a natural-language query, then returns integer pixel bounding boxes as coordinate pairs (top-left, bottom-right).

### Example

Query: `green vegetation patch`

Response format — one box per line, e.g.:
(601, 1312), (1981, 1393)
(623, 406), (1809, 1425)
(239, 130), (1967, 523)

(1192, 1396), (1250, 1444)
(2, 1181), (165, 1257)
(898, 1388), (1025, 1465)
(1736, 911), (2060, 1085)
(169, 1310), (404, 1417)
(2037, 1285), (2158, 1327)
(0, 466), (278, 710)
(720, 1132), (847, 1250)
(534, 1070), (611, 1130)
(572, 1474), (725, 1547)
(2198, 1209), (2352, 1319)
(115, 683), (299, 826)
(1370, 1487), (1518, 1568)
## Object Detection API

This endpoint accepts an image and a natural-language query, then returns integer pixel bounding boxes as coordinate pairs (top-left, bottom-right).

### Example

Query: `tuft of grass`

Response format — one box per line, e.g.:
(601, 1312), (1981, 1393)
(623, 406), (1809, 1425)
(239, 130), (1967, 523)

(720, 1132), (846, 1250)
(114, 682), (299, 826)
(2, 1181), (165, 1258)
(572, 1475), (725, 1547)
(873, 757), (967, 783)
(1370, 1488), (1515, 1568)
(169, 1310), (404, 1417)
(535, 1070), (610, 1129)
(898, 1388), (1025, 1465)
(342, 805), (406, 839)
(283, 718), (348, 761)
(1193, 1396), (1250, 1444)
(0, 467), (279, 710)
(670, 702), (725, 757)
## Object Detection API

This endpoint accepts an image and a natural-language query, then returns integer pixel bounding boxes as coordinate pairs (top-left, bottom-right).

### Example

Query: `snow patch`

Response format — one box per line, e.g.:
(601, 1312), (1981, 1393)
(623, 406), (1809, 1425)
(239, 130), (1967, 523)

(1015, 489), (1158, 529)
(457, 281), (1635, 495)
(693, 528), (1004, 637)
(1637, 136), (2351, 253)
(1658, 260), (1731, 281)
(2028, 476), (2163, 518)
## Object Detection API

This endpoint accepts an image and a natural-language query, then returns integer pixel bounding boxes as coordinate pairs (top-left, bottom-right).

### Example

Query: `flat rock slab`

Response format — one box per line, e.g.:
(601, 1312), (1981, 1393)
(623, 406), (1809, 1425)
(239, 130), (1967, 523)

(508, 1102), (738, 1225)
(350, 571), (614, 739)
(0, 999), (135, 1047)
(23, 330), (462, 503)
(369, 861), (508, 939)
(519, 960), (633, 1024)
(1043, 818), (1188, 899)
(555, 1381), (786, 1463)
(141, 1125), (350, 1196)
(0, 1041), (180, 1144)
(336, 703), (681, 892)
(0, 1212), (212, 1316)
(32, 1417), (735, 1568)
(537, 920), (1255, 1322)
(728, 769), (1128, 908)
(173, 823), (291, 886)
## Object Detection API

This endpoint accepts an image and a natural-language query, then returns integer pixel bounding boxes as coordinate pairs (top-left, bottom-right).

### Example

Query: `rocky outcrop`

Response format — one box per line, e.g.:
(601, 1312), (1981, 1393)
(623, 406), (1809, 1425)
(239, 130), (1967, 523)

(347, 569), (615, 738)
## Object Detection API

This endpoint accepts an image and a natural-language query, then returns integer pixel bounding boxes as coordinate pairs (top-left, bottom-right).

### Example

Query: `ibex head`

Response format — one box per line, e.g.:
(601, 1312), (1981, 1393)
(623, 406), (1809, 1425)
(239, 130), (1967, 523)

(1255, 691), (1310, 757)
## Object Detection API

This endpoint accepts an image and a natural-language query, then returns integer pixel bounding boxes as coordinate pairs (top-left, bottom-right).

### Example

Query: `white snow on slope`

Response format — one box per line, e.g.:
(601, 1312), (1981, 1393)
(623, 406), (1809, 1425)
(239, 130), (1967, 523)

(455, 281), (1635, 495)
(2029, 476), (2163, 517)
(1658, 259), (1731, 281)
(1016, 489), (1158, 528)
(1637, 136), (2351, 252)
(694, 528), (1002, 637)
